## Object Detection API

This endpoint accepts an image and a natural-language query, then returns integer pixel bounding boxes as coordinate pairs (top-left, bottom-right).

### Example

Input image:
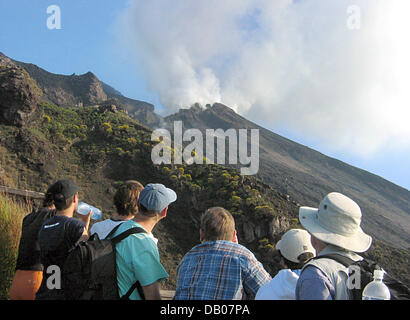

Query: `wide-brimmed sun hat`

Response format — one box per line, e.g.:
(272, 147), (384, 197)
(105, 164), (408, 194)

(299, 192), (372, 253)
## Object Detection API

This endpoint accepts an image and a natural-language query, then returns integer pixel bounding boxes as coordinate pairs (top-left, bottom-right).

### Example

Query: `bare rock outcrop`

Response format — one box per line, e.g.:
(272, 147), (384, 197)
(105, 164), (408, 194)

(0, 66), (42, 127)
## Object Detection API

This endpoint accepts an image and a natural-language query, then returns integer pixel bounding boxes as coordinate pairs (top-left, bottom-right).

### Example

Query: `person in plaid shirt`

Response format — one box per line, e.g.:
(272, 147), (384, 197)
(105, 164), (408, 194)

(174, 207), (271, 300)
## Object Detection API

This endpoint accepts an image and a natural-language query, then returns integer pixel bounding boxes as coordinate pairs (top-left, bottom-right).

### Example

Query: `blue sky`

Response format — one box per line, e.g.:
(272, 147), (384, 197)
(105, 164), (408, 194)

(0, 0), (160, 107)
(0, 1), (409, 190)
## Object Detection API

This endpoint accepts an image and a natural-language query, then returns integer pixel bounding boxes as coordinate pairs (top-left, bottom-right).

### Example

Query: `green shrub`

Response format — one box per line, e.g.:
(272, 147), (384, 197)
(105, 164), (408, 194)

(0, 194), (30, 300)
(222, 173), (231, 180)
(229, 180), (239, 187)
(231, 195), (242, 202)
(255, 205), (275, 219)
(250, 189), (260, 196)
(118, 125), (129, 131)
(258, 238), (270, 247)
(101, 122), (113, 134)
(115, 147), (124, 155)
(162, 166), (171, 174)
(127, 137), (137, 145)
(183, 174), (192, 181)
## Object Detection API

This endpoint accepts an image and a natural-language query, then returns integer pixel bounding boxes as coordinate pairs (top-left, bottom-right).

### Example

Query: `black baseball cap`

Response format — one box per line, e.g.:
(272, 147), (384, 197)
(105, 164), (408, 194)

(49, 179), (81, 202)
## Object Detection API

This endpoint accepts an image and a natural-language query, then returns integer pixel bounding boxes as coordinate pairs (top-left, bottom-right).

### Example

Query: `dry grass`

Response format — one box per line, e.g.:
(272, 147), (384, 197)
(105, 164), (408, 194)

(0, 193), (31, 299)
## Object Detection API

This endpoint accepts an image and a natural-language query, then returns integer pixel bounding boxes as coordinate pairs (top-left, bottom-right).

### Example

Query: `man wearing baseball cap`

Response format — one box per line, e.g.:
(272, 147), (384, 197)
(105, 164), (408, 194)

(256, 229), (316, 300)
(110, 183), (177, 300)
(295, 192), (373, 300)
(36, 179), (92, 300)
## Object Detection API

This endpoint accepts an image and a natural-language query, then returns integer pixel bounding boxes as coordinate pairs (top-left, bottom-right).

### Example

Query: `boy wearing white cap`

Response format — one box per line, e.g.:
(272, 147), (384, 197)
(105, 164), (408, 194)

(255, 229), (316, 300)
(295, 192), (372, 300)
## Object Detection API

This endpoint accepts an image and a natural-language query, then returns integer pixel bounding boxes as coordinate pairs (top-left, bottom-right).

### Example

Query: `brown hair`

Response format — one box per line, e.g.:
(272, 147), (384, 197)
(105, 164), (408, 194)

(200, 207), (235, 242)
(43, 189), (55, 208)
(280, 251), (315, 270)
(113, 180), (144, 217)
(138, 203), (161, 218)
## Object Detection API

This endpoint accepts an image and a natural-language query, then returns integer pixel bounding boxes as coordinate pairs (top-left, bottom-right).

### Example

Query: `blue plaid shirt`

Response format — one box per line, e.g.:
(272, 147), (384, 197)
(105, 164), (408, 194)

(174, 240), (271, 300)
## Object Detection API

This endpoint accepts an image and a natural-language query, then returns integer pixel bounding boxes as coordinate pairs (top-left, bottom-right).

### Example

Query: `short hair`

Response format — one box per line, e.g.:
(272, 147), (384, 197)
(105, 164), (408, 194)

(43, 190), (54, 208)
(53, 193), (75, 211)
(137, 203), (161, 218)
(200, 207), (235, 242)
(113, 180), (144, 217)
(279, 251), (315, 270)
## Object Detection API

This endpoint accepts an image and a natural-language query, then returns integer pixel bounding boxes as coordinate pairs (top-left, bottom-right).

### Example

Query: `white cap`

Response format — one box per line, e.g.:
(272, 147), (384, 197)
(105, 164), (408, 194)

(276, 229), (316, 263)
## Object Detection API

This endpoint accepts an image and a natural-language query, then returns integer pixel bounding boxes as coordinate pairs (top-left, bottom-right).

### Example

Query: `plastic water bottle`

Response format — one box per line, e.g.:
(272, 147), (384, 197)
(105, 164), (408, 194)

(362, 269), (391, 300)
(77, 202), (102, 220)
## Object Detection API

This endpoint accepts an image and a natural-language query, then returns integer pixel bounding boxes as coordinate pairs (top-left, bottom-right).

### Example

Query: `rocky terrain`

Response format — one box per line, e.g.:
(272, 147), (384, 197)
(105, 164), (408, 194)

(0, 52), (161, 128)
(165, 103), (410, 249)
(0, 52), (409, 288)
(0, 65), (42, 127)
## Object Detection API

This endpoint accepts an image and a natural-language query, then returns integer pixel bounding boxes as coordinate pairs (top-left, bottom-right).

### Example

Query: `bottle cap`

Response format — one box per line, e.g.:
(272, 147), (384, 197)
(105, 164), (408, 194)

(374, 269), (385, 280)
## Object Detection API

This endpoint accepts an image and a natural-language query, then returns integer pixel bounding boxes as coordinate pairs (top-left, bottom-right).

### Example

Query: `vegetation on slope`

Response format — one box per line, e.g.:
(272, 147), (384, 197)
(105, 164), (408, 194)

(0, 194), (30, 299)
(0, 101), (409, 292)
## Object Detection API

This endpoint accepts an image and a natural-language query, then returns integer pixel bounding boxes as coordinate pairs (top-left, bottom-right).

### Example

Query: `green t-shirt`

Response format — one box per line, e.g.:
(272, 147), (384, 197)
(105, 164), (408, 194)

(112, 220), (168, 300)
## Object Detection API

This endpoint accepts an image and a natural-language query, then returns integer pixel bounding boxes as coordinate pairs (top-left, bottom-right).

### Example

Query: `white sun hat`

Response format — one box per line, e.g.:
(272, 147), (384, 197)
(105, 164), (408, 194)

(276, 229), (316, 263)
(298, 192), (372, 253)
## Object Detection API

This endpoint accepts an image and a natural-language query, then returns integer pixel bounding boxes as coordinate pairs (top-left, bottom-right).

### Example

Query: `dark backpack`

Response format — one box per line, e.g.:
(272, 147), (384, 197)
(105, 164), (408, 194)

(314, 254), (410, 300)
(16, 208), (56, 271)
(62, 224), (146, 300)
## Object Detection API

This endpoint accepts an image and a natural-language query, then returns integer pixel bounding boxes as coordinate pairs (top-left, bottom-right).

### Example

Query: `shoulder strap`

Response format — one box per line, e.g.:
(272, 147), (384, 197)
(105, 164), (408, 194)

(121, 280), (145, 300)
(312, 253), (355, 268)
(105, 223), (123, 240)
(106, 224), (147, 299)
(111, 225), (147, 300)
(110, 226), (147, 245)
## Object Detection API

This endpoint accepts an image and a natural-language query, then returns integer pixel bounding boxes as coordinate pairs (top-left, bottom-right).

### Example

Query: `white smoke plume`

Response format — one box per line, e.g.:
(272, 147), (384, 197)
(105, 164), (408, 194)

(115, 0), (410, 156)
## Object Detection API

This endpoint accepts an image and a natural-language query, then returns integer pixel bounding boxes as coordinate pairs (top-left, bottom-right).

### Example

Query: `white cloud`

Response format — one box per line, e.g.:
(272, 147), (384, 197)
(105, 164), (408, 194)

(115, 0), (410, 156)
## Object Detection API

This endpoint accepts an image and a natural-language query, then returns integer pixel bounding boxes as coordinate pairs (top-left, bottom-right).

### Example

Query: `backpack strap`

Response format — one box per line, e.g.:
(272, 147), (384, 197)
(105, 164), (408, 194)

(110, 226), (147, 245)
(121, 280), (145, 300)
(313, 254), (355, 268)
(109, 225), (148, 300)
(105, 223), (123, 240)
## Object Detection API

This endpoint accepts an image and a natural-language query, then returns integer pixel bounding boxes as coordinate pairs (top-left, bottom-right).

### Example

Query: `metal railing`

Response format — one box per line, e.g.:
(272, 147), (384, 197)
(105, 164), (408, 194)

(0, 185), (45, 199)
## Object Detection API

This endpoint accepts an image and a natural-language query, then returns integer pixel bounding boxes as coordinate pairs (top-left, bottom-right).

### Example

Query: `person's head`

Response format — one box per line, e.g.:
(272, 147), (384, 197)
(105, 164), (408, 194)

(276, 229), (316, 270)
(309, 234), (328, 254)
(43, 184), (56, 209)
(137, 183), (177, 221)
(48, 179), (81, 213)
(298, 192), (372, 254)
(200, 207), (236, 243)
(113, 180), (144, 217)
